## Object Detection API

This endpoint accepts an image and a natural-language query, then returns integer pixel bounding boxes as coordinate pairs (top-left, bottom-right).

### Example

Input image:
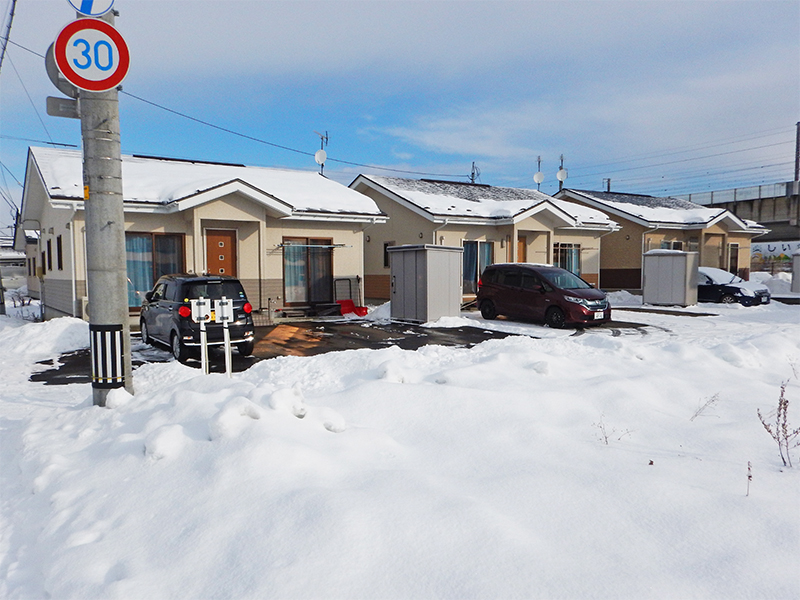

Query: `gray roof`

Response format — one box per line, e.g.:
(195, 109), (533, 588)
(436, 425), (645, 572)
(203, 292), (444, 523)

(358, 176), (617, 228)
(569, 189), (708, 211)
(374, 177), (555, 204)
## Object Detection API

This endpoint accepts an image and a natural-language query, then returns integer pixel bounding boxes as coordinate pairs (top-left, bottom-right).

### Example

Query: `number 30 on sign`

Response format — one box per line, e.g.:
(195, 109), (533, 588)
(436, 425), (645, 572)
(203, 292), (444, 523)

(54, 19), (130, 92)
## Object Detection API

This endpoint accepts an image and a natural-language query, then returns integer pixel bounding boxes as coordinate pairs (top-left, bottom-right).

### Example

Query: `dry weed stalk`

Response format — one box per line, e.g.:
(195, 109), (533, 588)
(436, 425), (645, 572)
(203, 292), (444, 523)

(757, 381), (800, 468)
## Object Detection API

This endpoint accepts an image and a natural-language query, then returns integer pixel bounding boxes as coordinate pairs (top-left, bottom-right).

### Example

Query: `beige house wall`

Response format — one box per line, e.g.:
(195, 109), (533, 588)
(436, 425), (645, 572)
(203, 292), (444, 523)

(562, 207), (758, 288)
(26, 186), (370, 319)
(28, 200), (79, 316)
(356, 183), (606, 298)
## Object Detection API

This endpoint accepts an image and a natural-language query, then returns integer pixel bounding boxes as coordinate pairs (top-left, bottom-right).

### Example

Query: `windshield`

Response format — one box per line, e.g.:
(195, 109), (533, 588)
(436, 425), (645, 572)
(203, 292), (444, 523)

(699, 267), (743, 285)
(185, 281), (246, 301)
(540, 269), (592, 290)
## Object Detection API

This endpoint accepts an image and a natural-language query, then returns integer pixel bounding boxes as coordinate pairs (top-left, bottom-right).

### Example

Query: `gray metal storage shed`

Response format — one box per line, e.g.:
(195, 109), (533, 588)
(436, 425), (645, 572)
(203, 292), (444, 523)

(642, 250), (699, 306)
(388, 245), (463, 322)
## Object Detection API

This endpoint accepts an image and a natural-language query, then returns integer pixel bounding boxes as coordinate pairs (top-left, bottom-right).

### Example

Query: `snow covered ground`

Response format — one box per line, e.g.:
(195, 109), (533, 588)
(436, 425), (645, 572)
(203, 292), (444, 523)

(1, 286), (799, 599)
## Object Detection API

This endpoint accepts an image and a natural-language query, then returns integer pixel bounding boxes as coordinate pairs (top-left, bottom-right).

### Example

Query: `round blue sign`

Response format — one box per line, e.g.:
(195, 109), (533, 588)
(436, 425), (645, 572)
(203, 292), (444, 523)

(67, 0), (115, 17)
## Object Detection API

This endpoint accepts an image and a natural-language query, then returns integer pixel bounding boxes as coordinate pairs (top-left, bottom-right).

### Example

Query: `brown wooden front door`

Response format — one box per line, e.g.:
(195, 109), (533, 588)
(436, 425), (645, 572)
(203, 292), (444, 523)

(206, 229), (237, 276)
(517, 236), (527, 262)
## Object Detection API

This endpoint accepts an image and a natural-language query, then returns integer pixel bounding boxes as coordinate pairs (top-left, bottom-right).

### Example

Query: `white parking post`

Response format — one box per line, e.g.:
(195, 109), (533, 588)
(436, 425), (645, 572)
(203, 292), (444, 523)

(191, 297), (211, 374)
(214, 296), (234, 378)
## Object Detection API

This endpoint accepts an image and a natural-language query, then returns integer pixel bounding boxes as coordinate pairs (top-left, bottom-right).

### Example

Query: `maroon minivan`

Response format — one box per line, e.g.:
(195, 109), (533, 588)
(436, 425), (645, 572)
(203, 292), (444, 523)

(476, 263), (611, 328)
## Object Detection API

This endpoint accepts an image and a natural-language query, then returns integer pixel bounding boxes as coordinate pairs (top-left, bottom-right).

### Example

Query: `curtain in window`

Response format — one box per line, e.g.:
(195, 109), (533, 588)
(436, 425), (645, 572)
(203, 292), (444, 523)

(154, 235), (183, 279)
(308, 242), (333, 303)
(462, 241), (478, 294)
(554, 243), (581, 276)
(479, 242), (493, 279)
(462, 241), (493, 294)
(284, 241), (307, 304)
(126, 234), (153, 307)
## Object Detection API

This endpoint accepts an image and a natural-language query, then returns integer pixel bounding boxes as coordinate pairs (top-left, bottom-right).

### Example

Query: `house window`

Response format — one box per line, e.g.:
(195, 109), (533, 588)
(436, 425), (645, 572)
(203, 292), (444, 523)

(283, 238), (333, 305)
(125, 233), (185, 307)
(56, 235), (64, 270)
(41, 251), (46, 275)
(687, 237), (699, 253)
(660, 240), (683, 251)
(553, 243), (581, 276)
(46, 239), (53, 271)
(463, 240), (493, 294)
(383, 241), (395, 268)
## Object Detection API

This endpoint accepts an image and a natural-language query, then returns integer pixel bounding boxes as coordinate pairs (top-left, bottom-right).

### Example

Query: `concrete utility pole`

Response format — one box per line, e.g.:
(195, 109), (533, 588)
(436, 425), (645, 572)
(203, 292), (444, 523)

(79, 11), (133, 404)
(794, 121), (799, 182)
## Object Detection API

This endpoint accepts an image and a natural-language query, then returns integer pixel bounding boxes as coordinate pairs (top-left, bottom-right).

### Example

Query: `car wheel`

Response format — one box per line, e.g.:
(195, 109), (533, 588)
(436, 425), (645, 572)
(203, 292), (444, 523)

(480, 300), (498, 320)
(237, 340), (254, 356)
(140, 319), (151, 345)
(720, 294), (737, 304)
(171, 333), (189, 363)
(545, 307), (567, 329)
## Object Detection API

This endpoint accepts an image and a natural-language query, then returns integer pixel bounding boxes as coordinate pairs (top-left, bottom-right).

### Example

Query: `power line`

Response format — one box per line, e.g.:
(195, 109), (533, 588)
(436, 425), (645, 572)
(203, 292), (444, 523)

(567, 140), (794, 182)
(611, 159), (793, 188)
(572, 125), (793, 173)
(5, 38), (466, 178)
(0, 160), (22, 187)
(0, 135), (77, 147)
(6, 51), (55, 147)
(4, 37), (42, 58)
(120, 90), (467, 179)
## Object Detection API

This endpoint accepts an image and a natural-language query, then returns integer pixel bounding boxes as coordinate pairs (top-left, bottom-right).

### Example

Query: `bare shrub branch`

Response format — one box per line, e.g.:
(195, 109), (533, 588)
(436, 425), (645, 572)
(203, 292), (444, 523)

(690, 393), (720, 421)
(758, 381), (800, 468)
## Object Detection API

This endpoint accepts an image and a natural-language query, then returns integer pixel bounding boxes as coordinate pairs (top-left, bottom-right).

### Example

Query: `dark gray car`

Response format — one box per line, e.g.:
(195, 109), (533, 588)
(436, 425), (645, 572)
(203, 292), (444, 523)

(140, 274), (255, 362)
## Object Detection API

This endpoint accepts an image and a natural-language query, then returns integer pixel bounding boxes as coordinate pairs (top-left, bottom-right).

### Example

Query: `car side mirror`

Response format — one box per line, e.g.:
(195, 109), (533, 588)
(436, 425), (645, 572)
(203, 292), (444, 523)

(533, 284), (544, 293)
(145, 291), (153, 302)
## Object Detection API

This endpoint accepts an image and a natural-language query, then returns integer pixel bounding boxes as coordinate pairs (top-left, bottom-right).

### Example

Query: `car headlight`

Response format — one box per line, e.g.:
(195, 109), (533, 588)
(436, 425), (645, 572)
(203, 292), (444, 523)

(737, 288), (755, 297)
(565, 295), (589, 308)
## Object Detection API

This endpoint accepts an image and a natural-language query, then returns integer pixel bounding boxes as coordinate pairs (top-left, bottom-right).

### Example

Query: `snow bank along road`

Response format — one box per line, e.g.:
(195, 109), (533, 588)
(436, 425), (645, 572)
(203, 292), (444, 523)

(0, 301), (798, 599)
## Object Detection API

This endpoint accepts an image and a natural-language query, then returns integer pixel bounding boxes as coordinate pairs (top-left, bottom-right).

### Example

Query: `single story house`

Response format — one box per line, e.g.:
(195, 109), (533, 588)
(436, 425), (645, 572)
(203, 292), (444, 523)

(555, 189), (769, 289)
(349, 175), (619, 300)
(15, 147), (386, 320)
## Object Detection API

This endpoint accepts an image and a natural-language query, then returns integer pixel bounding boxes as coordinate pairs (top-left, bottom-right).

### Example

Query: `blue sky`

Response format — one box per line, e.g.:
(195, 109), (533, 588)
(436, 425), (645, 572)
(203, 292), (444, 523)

(1, 0), (798, 233)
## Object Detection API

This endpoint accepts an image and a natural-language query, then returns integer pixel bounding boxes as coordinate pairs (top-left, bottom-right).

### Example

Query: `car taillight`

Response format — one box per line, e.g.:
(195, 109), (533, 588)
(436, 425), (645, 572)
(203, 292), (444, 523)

(178, 305), (191, 318)
(243, 302), (252, 314)
(477, 277), (483, 290)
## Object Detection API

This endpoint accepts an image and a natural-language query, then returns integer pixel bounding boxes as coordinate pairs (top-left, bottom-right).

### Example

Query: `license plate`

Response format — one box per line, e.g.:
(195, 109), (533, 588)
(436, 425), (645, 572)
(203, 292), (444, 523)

(210, 310), (216, 321)
(593, 311), (604, 320)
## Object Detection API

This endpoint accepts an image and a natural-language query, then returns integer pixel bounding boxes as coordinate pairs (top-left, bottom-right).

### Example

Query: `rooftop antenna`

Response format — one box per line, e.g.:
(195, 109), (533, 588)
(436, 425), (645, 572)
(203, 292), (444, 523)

(556, 154), (568, 191)
(314, 130), (328, 175)
(533, 155), (544, 190)
(470, 161), (481, 184)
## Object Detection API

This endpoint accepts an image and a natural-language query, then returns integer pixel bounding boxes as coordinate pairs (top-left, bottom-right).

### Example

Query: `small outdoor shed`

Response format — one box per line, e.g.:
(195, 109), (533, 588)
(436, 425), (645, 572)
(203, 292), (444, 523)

(642, 250), (699, 306)
(388, 244), (463, 322)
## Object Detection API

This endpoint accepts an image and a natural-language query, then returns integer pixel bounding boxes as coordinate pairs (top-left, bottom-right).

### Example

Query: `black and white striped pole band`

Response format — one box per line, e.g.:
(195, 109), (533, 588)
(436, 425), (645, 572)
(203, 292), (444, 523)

(90, 324), (126, 389)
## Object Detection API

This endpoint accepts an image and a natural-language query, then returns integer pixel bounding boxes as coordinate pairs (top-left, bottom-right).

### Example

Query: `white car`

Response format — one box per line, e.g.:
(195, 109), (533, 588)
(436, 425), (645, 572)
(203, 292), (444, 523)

(696, 267), (771, 306)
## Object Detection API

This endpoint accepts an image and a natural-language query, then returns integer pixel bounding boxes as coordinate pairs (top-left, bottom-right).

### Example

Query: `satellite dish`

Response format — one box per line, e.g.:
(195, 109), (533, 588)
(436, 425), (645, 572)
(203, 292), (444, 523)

(556, 168), (568, 182)
(315, 149), (327, 165)
(533, 172), (544, 184)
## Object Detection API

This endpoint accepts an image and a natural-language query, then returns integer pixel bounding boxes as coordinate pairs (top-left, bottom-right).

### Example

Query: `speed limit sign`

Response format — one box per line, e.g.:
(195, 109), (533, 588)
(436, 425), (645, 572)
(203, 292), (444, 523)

(54, 19), (130, 92)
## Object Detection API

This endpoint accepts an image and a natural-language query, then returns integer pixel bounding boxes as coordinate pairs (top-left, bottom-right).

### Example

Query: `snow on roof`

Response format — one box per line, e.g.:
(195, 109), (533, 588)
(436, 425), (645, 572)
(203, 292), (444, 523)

(31, 147), (382, 216)
(362, 176), (616, 227)
(564, 189), (734, 226)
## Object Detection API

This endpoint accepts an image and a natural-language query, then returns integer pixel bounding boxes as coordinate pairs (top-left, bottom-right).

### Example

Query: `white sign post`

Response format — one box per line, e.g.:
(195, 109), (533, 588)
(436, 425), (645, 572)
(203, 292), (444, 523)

(191, 297), (211, 374)
(214, 296), (234, 378)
